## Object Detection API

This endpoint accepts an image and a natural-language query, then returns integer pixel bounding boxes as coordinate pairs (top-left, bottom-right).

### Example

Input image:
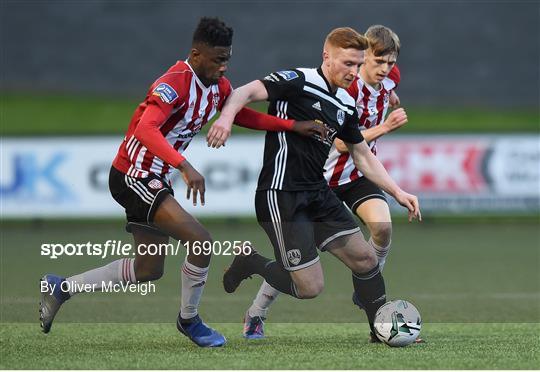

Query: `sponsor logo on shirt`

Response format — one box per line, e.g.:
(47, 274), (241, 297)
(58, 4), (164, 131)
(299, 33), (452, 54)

(152, 83), (178, 104)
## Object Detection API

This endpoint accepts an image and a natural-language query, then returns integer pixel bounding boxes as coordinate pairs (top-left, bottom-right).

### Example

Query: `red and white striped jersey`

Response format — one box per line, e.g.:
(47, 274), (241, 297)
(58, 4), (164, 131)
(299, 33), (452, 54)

(113, 60), (231, 180)
(324, 67), (400, 188)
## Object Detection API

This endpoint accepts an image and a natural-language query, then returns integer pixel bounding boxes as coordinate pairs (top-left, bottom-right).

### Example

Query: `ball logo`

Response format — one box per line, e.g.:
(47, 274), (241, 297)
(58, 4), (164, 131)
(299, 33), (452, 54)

(337, 109), (345, 125)
(148, 179), (163, 190)
(287, 249), (302, 265)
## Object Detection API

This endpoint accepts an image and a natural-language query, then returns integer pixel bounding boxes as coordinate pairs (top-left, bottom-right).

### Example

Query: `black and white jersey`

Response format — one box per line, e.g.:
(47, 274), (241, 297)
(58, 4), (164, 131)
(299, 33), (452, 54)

(257, 67), (365, 191)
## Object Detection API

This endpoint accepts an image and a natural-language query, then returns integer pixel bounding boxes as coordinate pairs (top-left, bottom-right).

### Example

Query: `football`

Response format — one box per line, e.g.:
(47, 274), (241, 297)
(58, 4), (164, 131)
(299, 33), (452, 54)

(374, 300), (422, 347)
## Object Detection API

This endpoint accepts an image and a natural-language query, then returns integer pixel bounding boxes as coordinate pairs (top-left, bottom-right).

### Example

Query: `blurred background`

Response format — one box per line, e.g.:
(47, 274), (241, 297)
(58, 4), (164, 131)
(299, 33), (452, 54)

(1, 0), (539, 324)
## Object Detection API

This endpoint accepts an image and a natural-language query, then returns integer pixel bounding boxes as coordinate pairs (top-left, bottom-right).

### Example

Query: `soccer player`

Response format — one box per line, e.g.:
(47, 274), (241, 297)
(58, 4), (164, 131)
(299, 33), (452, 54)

(207, 27), (420, 342)
(39, 17), (326, 348)
(239, 25), (409, 341)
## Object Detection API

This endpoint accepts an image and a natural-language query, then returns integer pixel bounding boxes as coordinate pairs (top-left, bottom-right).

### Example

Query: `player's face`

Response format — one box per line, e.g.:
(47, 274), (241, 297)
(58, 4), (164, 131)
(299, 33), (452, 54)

(362, 49), (397, 85)
(326, 47), (364, 90)
(192, 45), (232, 86)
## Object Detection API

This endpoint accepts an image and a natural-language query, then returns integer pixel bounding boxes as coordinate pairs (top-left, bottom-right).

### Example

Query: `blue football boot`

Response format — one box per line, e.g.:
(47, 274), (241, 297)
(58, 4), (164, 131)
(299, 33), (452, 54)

(39, 274), (70, 333)
(176, 314), (226, 347)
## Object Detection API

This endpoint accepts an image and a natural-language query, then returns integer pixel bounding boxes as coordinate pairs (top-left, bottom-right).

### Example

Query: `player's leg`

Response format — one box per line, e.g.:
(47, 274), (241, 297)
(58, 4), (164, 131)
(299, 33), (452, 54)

(324, 232), (386, 336)
(150, 194), (225, 347)
(224, 190), (324, 299)
(68, 225), (168, 289)
(130, 225), (169, 282)
(247, 280), (279, 319)
(243, 280), (278, 338)
(39, 225), (168, 334)
(313, 187), (386, 338)
(241, 262), (323, 339)
(39, 168), (171, 333)
(335, 177), (392, 271)
(224, 247), (324, 298)
(152, 195), (212, 319)
(243, 183), (388, 338)
(356, 199), (392, 271)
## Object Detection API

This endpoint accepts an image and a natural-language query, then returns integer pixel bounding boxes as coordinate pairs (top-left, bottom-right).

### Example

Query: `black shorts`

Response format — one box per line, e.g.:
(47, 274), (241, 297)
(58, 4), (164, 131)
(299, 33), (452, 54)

(255, 187), (360, 271)
(332, 176), (387, 213)
(108, 166), (174, 236)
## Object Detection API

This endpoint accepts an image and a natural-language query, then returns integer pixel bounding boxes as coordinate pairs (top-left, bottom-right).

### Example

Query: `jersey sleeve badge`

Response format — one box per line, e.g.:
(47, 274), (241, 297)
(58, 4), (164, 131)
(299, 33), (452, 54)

(276, 70), (299, 81)
(152, 82), (179, 104)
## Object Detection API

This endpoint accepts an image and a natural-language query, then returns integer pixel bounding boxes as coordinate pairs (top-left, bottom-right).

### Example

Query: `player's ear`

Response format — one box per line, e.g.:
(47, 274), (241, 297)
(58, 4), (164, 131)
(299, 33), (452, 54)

(322, 50), (330, 66)
(190, 47), (201, 62)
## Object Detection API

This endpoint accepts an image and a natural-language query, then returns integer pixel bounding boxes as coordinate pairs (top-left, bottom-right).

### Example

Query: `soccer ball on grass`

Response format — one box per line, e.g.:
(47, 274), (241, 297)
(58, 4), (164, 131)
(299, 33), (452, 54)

(373, 300), (421, 347)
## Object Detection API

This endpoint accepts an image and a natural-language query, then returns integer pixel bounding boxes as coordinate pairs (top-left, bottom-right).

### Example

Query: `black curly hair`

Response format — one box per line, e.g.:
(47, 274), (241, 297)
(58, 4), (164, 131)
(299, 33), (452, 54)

(192, 17), (233, 47)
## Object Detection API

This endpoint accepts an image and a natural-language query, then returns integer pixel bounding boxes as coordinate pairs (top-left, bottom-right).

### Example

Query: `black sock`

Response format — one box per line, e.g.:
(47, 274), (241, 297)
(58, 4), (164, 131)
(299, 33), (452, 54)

(248, 254), (298, 298)
(352, 265), (386, 333)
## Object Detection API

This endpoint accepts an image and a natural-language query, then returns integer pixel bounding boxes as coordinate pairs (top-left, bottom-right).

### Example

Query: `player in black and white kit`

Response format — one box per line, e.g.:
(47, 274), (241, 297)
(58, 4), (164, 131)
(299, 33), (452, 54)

(207, 27), (421, 338)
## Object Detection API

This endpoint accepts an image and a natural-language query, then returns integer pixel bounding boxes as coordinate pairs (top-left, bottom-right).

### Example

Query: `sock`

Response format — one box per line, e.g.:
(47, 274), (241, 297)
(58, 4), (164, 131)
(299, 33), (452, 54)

(180, 260), (209, 320)
(352, 265), (386, 333)
(66, 258), (135, 296)
(248, 280), (280, 318)
(248, 253), (299, 298)
(369, 237), (391, 272)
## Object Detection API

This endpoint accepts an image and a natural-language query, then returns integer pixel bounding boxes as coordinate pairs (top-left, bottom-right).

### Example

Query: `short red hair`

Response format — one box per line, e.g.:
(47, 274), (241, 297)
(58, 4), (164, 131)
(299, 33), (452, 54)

(325, 27), (368, 50)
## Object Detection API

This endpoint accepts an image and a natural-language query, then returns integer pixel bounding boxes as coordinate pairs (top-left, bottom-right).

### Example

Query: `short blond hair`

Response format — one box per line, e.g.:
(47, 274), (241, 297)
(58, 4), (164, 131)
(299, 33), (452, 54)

(365, 25), (400, 56)
(325, 27), (369, 51)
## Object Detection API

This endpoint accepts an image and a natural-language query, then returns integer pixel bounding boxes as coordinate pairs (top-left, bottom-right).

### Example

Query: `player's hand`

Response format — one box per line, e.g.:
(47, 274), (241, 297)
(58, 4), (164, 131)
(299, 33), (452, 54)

(291, 120), (329, 140)
(207, 117), (233, 149)
(389, 90), (400, 108)
(394, 190), (422, 222)
(381, 108), (407, 133)
(177, 160), (205, 206)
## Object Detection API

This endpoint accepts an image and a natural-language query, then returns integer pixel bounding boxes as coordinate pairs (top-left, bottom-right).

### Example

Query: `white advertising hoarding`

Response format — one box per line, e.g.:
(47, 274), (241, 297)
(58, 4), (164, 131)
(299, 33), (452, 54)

(1, 135), (538, 218)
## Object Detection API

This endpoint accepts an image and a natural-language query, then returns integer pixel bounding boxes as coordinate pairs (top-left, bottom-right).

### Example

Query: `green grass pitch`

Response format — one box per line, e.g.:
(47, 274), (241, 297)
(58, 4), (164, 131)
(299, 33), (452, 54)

(1, 323), (539, 369)
(1, 219), (539, 368)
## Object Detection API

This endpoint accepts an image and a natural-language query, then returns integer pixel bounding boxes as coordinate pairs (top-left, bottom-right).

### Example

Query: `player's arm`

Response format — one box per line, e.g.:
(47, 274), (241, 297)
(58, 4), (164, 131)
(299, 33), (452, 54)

(363, 107), (408, 142)
(389, 90), (400, 108)
(207, 80), (270, 148)
(333, 107), (407, 153)
(346, 141), (421, 222)
(234, 107), (328, 140)
(134, 103), (204, 206)
(208, 70), (309, 148)
(388, 65), (401, 108)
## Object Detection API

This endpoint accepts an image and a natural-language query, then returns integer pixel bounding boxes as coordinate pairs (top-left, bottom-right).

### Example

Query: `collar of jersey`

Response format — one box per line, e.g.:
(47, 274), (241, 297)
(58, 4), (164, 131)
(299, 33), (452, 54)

(316, 67), (336, 94)
(357, 73), (387, 95)
(184, 60), (214, 91)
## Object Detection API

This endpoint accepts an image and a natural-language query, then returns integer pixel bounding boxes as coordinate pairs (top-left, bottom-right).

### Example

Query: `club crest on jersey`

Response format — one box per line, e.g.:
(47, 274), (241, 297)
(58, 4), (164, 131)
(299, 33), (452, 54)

(152, 83), (178, 104)
(287, 249), (302, 265)
(337, 109), (345, 125)
(148, 179), (163, 190)
(212, 93), (220, 107)
(277, 70), (299, 81)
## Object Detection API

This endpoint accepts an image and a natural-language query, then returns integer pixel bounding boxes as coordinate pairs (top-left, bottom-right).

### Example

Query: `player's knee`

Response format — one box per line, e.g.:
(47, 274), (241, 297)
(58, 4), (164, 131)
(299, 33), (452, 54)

(191, 228), (213, 245)
(370, 222), (392, 247)
(296, 279), (324, 299)
(135, 266), (164, 282)
(350, 250), (378, 273)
